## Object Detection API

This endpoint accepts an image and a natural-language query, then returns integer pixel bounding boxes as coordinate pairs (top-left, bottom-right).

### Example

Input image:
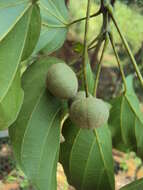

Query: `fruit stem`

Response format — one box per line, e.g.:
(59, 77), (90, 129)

(88, 32), (105, 49)
(93, 9), (109, 97)
(68, 10), (101, 26)
(82, 0), (92, 97)
(108, 31), (127, 92)
(106, 4), (143, 88)
(88, 42), (99, 51)
(94, 34), (109, 97)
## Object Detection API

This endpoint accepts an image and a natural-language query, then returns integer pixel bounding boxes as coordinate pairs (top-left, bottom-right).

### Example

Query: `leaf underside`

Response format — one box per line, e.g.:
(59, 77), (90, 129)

(34, 0), (69, 55)
(9, 57), (64, 190)
(60, 119), (115, 190)
(109, 75), (143, 159)
(0, 1), (41, 129)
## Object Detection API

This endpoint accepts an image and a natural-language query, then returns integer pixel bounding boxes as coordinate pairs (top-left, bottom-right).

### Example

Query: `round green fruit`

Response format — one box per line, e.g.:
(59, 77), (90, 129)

(70, 97), (109, 129)
(47, 63), (78, 99)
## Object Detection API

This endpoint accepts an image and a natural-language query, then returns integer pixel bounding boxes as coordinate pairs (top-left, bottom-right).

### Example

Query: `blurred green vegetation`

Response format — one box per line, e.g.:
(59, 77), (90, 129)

(68, 0), (143, 66)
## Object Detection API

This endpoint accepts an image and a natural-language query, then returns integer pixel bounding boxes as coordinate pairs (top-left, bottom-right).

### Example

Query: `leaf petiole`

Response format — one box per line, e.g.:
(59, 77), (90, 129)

(68, 10), (101, 27)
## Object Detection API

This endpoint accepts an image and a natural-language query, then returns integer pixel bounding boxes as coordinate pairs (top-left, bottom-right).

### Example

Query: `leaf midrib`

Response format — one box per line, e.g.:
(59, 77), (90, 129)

(69, 129), (81, 181)
(36, 107), (61, 181)
(42, 22), (66, 28)
(20, 88), (45, 164)
(93, 129), (114, 190)
(81, 138), (96, 189)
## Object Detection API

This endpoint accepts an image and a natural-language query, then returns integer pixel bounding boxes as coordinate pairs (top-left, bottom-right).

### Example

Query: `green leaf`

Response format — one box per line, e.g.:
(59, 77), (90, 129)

(9, 57), (64, 190)
(0, 2), (41, 103)
(81, 57), (95, 94)
(0, 69), (24, 130)
(34, 0), (68, 54)
(109, 75), (143, 158)
(0, 0), (28, 38)
(120, 178), (143, 190)
(60, 119), (115, 190)
(21, 5), (41, 61)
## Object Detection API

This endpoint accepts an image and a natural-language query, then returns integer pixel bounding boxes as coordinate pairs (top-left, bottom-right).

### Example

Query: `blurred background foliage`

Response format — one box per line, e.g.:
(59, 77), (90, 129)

(69, 0), (143, 57)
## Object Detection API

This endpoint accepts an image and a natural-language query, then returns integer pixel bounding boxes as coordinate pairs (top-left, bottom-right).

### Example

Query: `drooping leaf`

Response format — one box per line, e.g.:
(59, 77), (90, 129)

(34, 0), (69, 54)
(109, 75), (143, 158)
(9, 57), (64, 190)
(0, 2), (41, 102)
(0, 69), (24, 130)
(120, 178), (143, 190)
(60, 119), (115, 190)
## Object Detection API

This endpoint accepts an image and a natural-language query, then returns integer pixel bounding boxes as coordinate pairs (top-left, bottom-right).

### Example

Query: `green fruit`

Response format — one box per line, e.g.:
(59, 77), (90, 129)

(70, 97), (109, 129)
(68, 91), (92, 108)
(73, 91), (92, 102)
(47, 63), (78, 99)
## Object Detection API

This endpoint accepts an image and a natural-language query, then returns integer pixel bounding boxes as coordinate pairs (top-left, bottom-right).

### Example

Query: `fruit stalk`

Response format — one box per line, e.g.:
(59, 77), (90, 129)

(94, 34), (109, 97)
(108, 31), (127, 92)
(82, 0), (92, 97)
(106, 4), (143, 88)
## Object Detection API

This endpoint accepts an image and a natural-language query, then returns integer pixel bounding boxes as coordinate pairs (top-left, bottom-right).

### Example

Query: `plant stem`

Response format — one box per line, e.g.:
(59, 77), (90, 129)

(82, 0), (92, 97)
(68, 10), (101, 26)
(106, 4), (143, 87)
(88, 43), (99, 51)
(93, 6), (109, 96)
(88, 32), (104, 49)
(108, 32), (127, 92)
(90, 9), (108, 70)
(94, 35), (109, 96)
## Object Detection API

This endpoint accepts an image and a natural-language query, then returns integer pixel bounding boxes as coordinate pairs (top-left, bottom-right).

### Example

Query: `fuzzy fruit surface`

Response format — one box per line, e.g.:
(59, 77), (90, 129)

(73, 91), (92, 102)
(68, 91), (92, 108)
(47, 63), (78, 99)
(70, 97), (109, 129)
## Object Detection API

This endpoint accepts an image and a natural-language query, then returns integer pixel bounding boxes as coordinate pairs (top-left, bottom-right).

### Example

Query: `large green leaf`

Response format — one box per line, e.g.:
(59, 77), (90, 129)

(0, 69), (24, 130)
(109, 75), (143, 158)
(60, 119), (115, 190)
(34, 0), (68, 54)
(9, 57), (64, 190)
(0, 2), (41, 102)
(120, 178), (143, 190)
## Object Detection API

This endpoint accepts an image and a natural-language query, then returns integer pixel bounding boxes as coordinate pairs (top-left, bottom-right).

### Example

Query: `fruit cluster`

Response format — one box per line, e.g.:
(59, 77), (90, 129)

(46, 63), (109, 129)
